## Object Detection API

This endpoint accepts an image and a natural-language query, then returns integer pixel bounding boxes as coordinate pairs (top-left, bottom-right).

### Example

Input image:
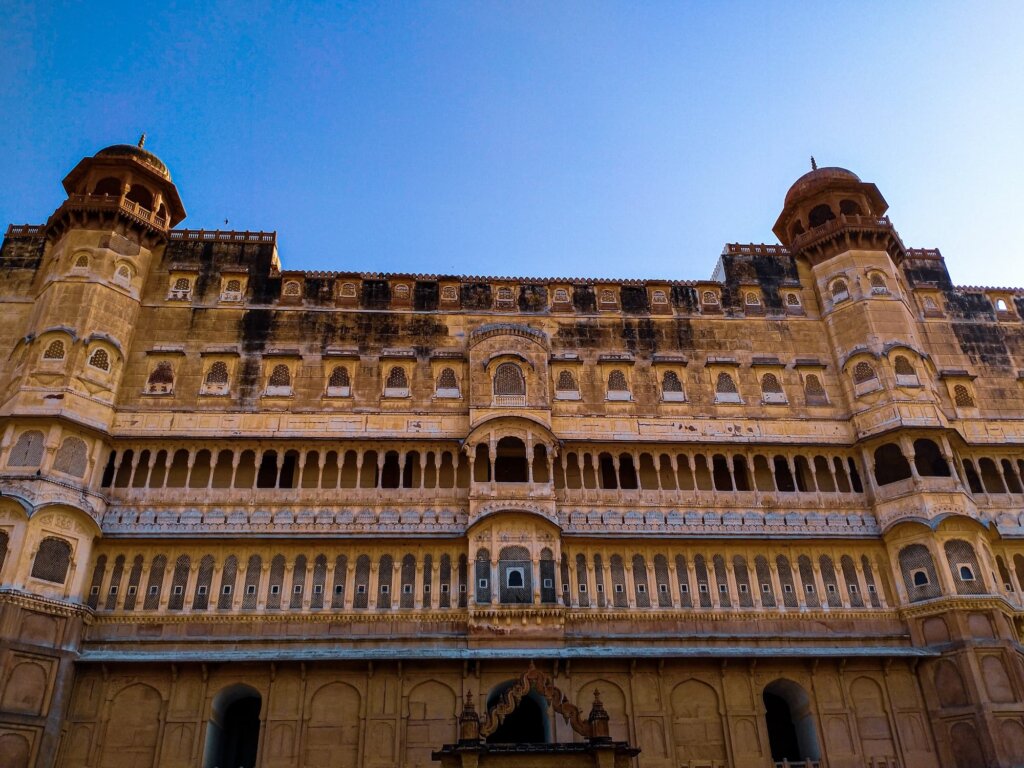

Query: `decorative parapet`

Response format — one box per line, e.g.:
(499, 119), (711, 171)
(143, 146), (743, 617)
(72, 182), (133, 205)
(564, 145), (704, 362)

(0, 475), (107, 526)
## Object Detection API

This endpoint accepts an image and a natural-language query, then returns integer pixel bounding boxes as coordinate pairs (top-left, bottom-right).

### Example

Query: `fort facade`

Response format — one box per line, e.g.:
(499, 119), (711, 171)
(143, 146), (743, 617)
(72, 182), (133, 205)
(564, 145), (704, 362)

(0, 143), (1022, 767)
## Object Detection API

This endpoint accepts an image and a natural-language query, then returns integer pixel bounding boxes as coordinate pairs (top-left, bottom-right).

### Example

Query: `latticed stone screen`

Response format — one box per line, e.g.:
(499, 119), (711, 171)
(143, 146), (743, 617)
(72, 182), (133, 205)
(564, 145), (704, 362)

(353, 555), (371, 609)
(944, 539), (986, 596)
(290, 555), (306, 609)
(168, 555), (190, 610)
(713, 555), (731, 608)
(493, 362), (525, 395)
(734, 556), (753, 608)
(499, 546), (531, 604)
(610, 555), (628, 608)
(755, 556), (776, 608)
(243, 555), (263, 610)
(54, 436), (88, 477)
(31, 537), (72, 584)
(776, 555), (798, 608)
(218, 556), (238, 610)
(193, 556), (214, 610)
(798, 556), (820, 608)
(841, 555), (864, 607)
(694, 555), (712, 608)
(632, 555), (651, 608)
(819, 556), (842, 608)
(675, 555), (692, 608)
(267, 555), (286, 610)
(9, 430), (44, 467)
(143, 555), (167, 609)
(899, 544), (941, 601)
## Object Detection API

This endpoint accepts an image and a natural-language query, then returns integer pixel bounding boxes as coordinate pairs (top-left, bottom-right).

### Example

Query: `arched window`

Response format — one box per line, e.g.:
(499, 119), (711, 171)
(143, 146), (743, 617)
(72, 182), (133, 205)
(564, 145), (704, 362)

(923, 296), (939, 312)
(652, 290), (668, 304)
(830, 279), (850, 303)
(661, 370), (685, 402)
(893, 355), (919, 386)
(93, 177), (121, 197)
(761, 372), (786, 403)
(31, 537), (72, 584)
(266, 364), (292, 395)
(221, 278), (243, 301)
(8, 430), (45, 467)
(852, 361), (879, 394)
(88, 348), (110, 372)
(283, 280), (301, 296)
(702, 290), (719, 306)
(606, 369), (630, 400)
(435, 367), (460, 398)
(169, 277), (192, 300)
(203, 361), (230, 395)
(555, 369), (580, 399)
(73, 253), (90, 270)
(494, 437), (528, 483)
(744, 291), (761, 306)
(953, 384), (975, 408)
(114, 264), (133, 286)
(204, 685), (262, 768)
(869, 272), (889, 294)
(385, 366), (410, 397)
(803, 374), (827, 405)
(996, 298), (1009, 312)
(145, 362), (174, 394)
(874, 443), (911, 486)
(327, 365), (351, 396)
(913, 439), (950, 477)
(763, 680), (821, 764)
(786, 292), (801, 307)
(714, 371), (740, 403)
(340, 282), (357, 298)
(493, 362), (526, 405)
(42, 339), (66, 360)
(600, 289), (616, 304)
(54, 436), (88, 477)
(553, 288), (569, 303)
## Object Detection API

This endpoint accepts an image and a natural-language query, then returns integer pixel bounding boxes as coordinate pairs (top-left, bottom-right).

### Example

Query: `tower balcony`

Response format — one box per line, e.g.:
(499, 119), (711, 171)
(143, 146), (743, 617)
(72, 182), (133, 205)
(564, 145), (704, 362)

(790, 214), (906, 263)
(45, 193), (169, 242)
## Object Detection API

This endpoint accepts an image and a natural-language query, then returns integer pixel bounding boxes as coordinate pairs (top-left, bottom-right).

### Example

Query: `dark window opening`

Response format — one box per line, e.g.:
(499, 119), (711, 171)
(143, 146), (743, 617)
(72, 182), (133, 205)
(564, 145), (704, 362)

(204, 687), (261, 768)
(485, 687), (548, 744)
(494, 437), (528, 482)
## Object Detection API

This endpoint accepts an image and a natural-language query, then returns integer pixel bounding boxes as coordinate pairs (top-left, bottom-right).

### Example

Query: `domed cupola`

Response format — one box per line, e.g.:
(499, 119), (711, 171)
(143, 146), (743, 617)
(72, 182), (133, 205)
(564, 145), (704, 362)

(46, 135), (186, 244)
(773, 159), (904, 265)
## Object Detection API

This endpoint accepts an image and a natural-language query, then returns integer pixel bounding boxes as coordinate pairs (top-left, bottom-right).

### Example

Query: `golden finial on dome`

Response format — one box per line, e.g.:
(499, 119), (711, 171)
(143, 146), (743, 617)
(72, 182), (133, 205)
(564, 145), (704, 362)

(138, 133), (147, 148)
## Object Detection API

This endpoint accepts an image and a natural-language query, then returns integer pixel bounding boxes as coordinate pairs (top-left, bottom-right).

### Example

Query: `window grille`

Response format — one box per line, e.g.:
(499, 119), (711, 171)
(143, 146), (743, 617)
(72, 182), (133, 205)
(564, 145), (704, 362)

(776, 555), (798, 608)
(945, 539), (985, 595)
(123, 556), (144, 611)
(218, 556), (238, 610)
(436, 367), (459, 397)
(289, 555), (306, 609)
(869, 272), (888, 294)
(556, 370), (578, 392)
(193, 556), (214, 610)
(43, 339), (66, 360)
(340, 282), (357, 297)
(384, 366), (409, 396)
(269, 364), (291, 387)
(327, 366), (351, 396)
(853, 362), (876, 384)
(744, 292), (760, 306)
(115, 264), (132, 285)
(715, 371), (740, 403)
(9, 430), (44, 467)
(894, 355), (919, 386)
(89, 348), (110, 371)
(761, 372), (786, 403)
(146, 362), (174, 394)
(54, 436), (88, 477)
(0, 531), (8, 577)
(242, 555), (262, 610)
(702, 290), (719, 305)
(819, 556), (842, 607)
(73, 254), (89, 269)
(203, 361), (230, 394)
(331, 555), (348, 609)
(168, 555), (190, 610)
(493, 362), (525, 405)
(786, 292), (801, 306)
(31, 537), (72, 584)
(831, 279), (849, 302)
(283, 280), (301, 296)
(797, 556), (820, 608)
(607, 369), (630, 400)
(953, 384), (975, 407)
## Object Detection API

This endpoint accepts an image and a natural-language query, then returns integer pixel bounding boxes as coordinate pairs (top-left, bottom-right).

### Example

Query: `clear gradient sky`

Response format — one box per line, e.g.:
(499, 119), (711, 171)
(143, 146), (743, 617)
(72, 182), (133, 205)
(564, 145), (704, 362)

(2, 2), (1022, 285)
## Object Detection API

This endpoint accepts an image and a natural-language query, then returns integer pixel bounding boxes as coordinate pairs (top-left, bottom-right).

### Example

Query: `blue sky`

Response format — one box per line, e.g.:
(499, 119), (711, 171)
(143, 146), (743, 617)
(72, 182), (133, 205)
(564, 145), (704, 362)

(2, 2), (1023, 285)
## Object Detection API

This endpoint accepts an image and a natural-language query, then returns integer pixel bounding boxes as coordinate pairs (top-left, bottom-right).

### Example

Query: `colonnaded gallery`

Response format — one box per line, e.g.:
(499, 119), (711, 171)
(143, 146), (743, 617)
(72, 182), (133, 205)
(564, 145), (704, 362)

(0, 142), (1022, 768)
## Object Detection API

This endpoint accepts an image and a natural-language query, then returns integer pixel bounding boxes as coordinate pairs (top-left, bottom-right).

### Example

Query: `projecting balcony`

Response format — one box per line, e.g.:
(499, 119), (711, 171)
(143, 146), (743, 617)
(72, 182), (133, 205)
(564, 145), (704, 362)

(50, 193), (169, 231)
(789, 213), (905, 256)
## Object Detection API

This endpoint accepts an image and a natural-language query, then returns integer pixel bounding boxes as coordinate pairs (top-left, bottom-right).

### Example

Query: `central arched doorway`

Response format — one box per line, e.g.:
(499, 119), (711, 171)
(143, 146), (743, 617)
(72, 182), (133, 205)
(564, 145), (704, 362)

(203, 684), (262, 768)
(485, 682), (549, 744)
(763, 679), (820, 765)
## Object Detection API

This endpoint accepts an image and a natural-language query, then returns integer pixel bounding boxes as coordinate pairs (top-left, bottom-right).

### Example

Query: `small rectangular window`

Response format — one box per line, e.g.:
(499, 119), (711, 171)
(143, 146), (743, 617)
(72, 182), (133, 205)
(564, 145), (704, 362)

(658, 583), (668, 593)
(222, 585), (232, 595)
(761, 583), (771, 593)
(246, 584), (256, 595)
(293, 584), (303, 594)
(313, 584), (323, 594)
(699, 583), (708, 593)
(739, 584), (748, 593)
(270, 585), (280, 595)
(478, 579), (488, 589)
(459, 584), (467, 593)
(402, 584), (413, 594)
(868, 584), (876, 593)
(440, 584), (450, 593)
(424, 584), (431, 593)
(784, 584), (793, 593)
(127, 587), (136, 596)
(90, 586), (100, 595)
(196, 585), (206, 596)
(109, 585), (119, 595)
(805, 584), (815, 593)
(356, 584), (366, 594)
(334, 584), (343, 595)
(848, 584), (859, 593)
(827, 584), (836, 593)
(562, 583), (569, 592)
(173, 585), (184, 595)
(679, 583), (689, 593)
(596, 583), (604, 592)
(614, 583), (624, 593)
(637, 583), (646, 593)
(148, 585), (159, 596)
(718, 584), (727, 593)
(579, 584), (587, 592)
(380, 584), (389, 594)
(543, 578), (553, 588)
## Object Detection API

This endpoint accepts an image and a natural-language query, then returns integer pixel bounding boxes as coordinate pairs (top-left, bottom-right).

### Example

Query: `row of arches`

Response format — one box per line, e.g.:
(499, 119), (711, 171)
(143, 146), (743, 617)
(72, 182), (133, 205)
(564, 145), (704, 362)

(84, 548), (890, 614)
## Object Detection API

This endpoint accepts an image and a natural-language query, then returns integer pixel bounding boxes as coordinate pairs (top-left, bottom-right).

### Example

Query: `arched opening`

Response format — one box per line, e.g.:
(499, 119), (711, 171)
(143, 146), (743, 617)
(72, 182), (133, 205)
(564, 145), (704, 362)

(914, 439), (950, 477)
(807, 203), (835, 228)
(485, 683), (549, 744)
(125, 184), (154, 209)
(203, 684), (262, 768)
(874, 443), (911, 486)
(93, 176), (122, 196)
(763, 680), (820, 764)
(839, 199), (863, 216)
(494, 437), (528, 482)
